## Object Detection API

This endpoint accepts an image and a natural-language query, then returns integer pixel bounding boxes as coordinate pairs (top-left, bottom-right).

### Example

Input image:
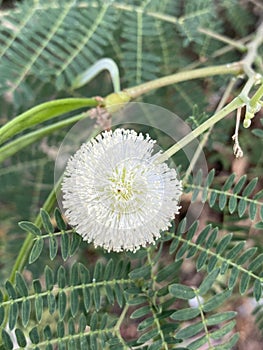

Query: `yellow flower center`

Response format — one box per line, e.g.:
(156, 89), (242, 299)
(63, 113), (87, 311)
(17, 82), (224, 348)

(111, 166), (135, 201)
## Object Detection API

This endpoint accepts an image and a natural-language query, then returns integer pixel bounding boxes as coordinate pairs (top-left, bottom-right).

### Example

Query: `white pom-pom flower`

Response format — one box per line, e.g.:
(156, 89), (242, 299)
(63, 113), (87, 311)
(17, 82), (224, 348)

(62, 128), (182, 252)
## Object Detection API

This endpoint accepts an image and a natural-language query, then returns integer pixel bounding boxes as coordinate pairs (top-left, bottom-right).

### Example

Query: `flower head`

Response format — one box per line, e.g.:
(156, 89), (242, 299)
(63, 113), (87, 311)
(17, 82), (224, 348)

(62, 128), (182, 252)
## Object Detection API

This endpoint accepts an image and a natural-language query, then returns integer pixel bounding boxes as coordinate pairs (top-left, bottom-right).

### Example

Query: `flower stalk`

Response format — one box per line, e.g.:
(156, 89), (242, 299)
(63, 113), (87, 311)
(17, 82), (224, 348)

(157, 95), (245, 163)
(124, 62), (243, 99)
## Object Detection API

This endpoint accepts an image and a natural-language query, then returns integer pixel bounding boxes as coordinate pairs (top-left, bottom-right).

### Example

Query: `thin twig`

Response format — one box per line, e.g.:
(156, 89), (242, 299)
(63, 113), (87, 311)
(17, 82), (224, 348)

(198, 27), (247, 52)
(183, 78), (237, 184)
(232, 108), (244, 158)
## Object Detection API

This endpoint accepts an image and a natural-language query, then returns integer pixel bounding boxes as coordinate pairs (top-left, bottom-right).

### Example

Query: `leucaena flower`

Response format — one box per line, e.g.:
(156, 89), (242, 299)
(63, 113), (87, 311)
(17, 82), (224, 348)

(62, 128), (182, 252)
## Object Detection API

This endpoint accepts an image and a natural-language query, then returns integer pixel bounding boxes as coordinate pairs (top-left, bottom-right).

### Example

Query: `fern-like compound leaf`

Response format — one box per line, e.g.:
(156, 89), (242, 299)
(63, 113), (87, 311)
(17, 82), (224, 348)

(170, 220), (263, 302)
(0, 0), (118, 95)
(23, 208), (82, 263)
(170, 278), (236, 350)
(186, 170), (263, 223)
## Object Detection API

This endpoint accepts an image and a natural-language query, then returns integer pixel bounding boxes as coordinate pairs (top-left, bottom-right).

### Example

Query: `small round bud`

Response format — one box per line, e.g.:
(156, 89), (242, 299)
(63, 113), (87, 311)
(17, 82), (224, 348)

(243, 119), (251, 128)
(104, 92), (131, 113)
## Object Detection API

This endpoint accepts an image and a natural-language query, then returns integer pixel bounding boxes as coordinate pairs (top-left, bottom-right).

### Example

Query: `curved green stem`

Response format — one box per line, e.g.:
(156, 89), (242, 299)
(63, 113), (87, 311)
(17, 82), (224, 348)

(71, 58), (120, 92)
(125, 62), (243, 99)
(8, 179), (61, 285)
(0, 63), (246, 162)
(157, 95), (245, 163)
(183, 77), (237, 184)
(198, 27), (247, 52)
(0, 179), (61, 341)
(250, 83), (263, 108)
(7, 123), (102, 285)
(0, 97), (98, 145)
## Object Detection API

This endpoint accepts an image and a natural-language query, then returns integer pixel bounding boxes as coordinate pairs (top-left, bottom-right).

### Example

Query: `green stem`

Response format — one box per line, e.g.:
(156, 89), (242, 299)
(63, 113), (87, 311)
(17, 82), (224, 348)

(0, 63), (244, 159)
(242, 21), (263, 78)
(198, 27), (247, 52)
(194, 289), (213, 348)
(113, 303), (130, 349)
(72, 58), (120, 92)
(125, 62), (243, 99)
(8, 180), (61, 286)
(114, 304), (129, 331)
(157, 95), (245, 163)
(250, 83), (263, 108)
(183, 77), (237, 184)
(0, 110), (90, 163)
(7, 124), (102, 286)
(0, 97), (98, 145)
(0, 179), (61, 341)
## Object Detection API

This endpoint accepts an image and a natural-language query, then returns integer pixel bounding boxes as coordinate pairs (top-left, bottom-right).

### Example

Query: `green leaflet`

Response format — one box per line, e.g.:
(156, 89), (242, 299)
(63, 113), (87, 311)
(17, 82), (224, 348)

(29, 238), (44, 264)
